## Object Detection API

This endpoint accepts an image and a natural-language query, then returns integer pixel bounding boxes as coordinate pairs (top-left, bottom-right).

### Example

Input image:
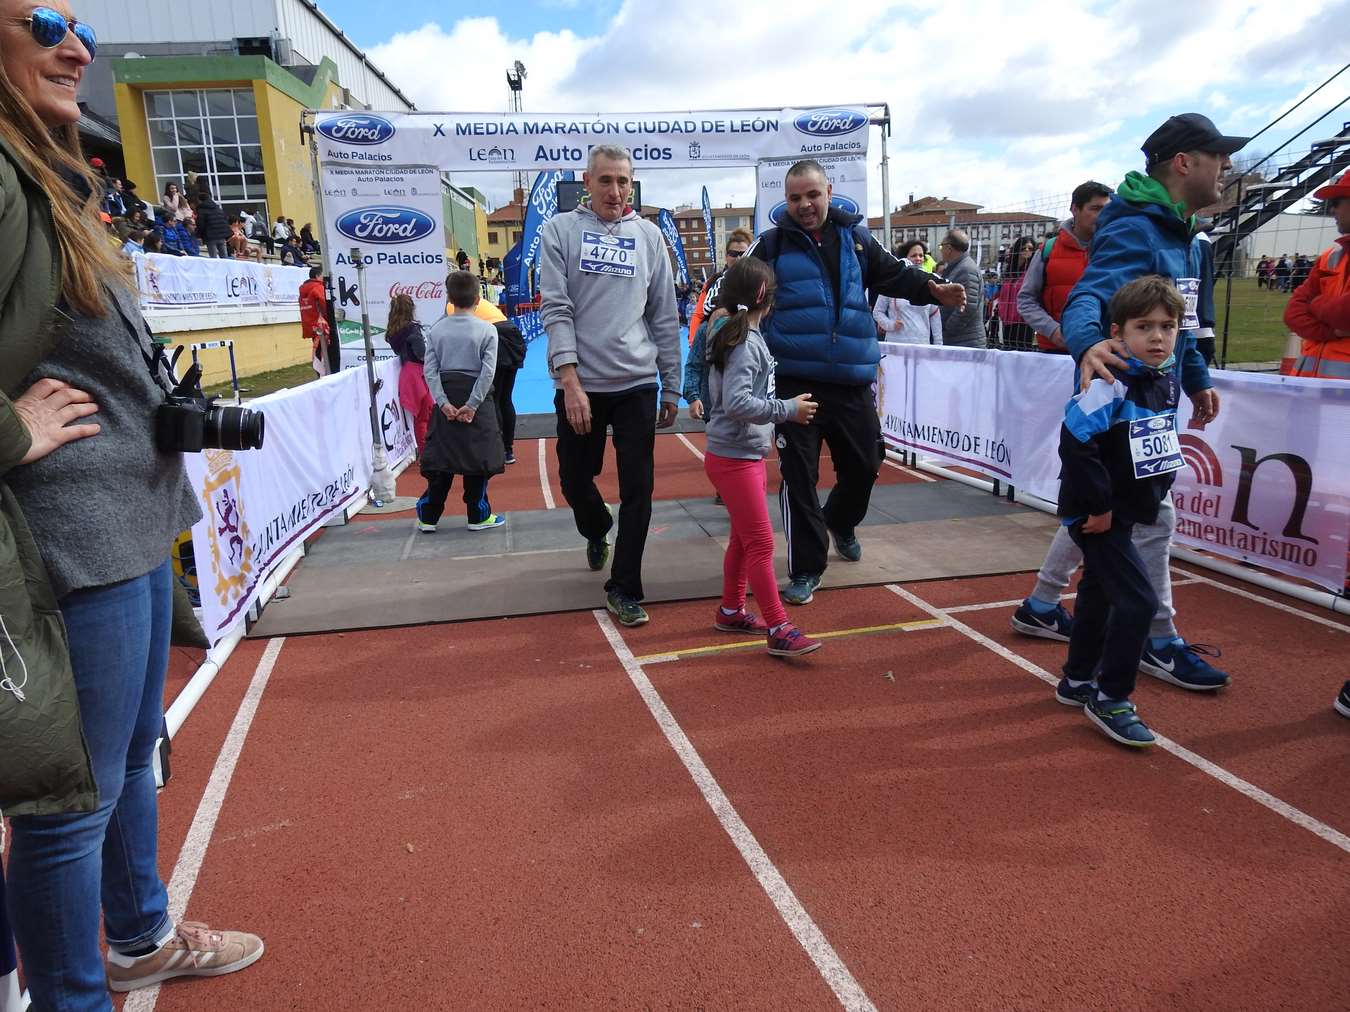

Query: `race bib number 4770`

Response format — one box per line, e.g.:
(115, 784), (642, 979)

(580, 231), (637, 277)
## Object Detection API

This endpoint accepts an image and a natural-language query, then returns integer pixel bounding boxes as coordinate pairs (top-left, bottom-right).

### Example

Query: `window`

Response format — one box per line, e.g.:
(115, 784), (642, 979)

(487, 230), (499, 245)
(144, 87), (266, 221)
(512, 230), (522, 244)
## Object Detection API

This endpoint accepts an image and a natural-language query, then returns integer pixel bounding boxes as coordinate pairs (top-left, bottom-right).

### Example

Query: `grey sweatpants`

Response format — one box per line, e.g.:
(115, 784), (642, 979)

(1030, 497), (1178, 640)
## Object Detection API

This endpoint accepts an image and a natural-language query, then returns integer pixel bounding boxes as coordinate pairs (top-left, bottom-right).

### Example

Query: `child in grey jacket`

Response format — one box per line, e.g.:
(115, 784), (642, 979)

(702, 257), (821, 657)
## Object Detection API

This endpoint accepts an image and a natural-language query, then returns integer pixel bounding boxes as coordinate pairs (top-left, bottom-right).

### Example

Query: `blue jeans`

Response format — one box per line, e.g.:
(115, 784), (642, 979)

(5, 561), (174, 1011)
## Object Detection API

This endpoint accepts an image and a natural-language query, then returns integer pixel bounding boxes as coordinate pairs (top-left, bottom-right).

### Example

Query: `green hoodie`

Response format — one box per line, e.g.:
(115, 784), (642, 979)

(1116, 171), (1197, 231)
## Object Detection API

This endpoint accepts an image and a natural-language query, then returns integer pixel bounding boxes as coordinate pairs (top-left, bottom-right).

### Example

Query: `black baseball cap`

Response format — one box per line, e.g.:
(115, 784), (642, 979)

(1142, 113), (1250, 166)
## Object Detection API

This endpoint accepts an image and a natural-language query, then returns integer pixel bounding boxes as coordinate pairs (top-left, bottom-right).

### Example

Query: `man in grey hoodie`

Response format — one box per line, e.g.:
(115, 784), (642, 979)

(539, 144), (681, 627)
(936, 229), (986, 348)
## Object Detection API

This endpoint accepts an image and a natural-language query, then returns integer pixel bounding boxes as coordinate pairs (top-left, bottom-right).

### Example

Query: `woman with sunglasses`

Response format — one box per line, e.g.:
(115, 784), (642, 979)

(0, 5), (263, 1008)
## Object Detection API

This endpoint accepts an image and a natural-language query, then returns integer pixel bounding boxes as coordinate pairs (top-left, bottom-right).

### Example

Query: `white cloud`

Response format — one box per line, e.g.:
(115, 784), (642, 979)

(366, 0), (1344, 215)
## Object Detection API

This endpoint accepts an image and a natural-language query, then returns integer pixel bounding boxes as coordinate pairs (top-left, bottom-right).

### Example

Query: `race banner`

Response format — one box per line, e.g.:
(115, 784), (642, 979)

(878, 343), (1350, 592)
(754, 152), (869, 235)
(134, 253), (307, 309)
(183, 358), (414, 642)
(320, 164), (447, 365)
(518, 169), (573, 303)
(313, 106), (872, 173)
(657, 208), (690, 287)
(701, 186), (716, 272)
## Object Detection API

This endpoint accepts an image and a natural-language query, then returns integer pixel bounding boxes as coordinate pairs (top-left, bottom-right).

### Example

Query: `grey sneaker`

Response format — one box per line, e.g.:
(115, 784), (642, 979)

(587, 504), (614, 571)
(106, 922), (264, 992)
(783, 573), (821, 606)
(606, 590), (649, 627)
(829, 528), (862, 562)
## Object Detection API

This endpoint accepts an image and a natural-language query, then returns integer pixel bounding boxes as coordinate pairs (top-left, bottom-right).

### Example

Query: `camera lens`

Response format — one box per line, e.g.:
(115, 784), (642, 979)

(203, 405), (265, 450)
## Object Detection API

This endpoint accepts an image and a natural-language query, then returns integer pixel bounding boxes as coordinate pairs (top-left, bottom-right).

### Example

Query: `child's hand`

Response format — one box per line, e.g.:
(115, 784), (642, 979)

(458, 405), (476, 424)
(1082, 511), (1112, 534)
(791, 394), (817, 424)
(440, 403), (457, 421)
(688, 399), (704, 421)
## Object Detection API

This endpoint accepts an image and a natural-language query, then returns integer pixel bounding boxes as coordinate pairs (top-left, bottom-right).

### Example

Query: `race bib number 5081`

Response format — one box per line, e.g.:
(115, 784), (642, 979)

(579, 230), (638, 277)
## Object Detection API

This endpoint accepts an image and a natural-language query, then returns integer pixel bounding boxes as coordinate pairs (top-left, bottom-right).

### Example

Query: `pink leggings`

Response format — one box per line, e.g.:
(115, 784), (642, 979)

(704, 452), (787, 627)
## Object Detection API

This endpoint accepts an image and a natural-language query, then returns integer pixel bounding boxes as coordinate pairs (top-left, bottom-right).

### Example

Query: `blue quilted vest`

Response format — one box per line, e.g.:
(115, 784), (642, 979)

(763, 219), (878, 385)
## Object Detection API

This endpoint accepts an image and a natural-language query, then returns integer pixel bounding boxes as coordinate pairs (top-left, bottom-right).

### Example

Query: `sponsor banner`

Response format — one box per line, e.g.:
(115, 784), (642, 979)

(754, 152), (868, 235)
(320, 164), (447, 358)
(313, 106), (872, 172)
(701, 186), (716, 272)
(516, 310), (545, 345)
(877, 343), (1350, 592)
(657, 208), (690, 287)
(185, 358), (414, 641)
(519, 169), (573, 301)
(134, 252), (307, 309)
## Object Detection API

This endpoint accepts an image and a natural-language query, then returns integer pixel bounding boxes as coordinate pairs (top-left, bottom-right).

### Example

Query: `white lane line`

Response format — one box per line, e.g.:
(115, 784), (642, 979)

(537, 437), (556, 510)
(124, 637), (286, 1012)
(676, 432), (706, 462)
(882, 458), (936, 482)
(593, 610), (877, 1012)
(399, 526), (419, 561)
(1170, 564), (1350, 633)
(885, 584), (1350, 855)
(944, 578), (1201, 615)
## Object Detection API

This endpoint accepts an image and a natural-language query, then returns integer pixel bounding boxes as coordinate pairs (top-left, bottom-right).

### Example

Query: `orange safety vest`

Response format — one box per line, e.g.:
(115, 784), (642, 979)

(1034, 227), (1088, 352)
(1284, 236), (1350, 380)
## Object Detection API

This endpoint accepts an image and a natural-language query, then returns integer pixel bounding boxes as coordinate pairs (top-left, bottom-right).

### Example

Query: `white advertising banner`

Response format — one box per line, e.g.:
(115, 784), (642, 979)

(754, 153), (869, 236)
(321, 164), (448, 367)
(877, 343), (1350, 592)
(184, 358), (414, 642)
(134, 252), (308, 309)
(313, 107), (872, 173)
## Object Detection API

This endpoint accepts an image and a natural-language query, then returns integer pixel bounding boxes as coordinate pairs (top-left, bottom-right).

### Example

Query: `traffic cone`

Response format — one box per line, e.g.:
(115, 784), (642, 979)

(1278, 331), (1301, 375)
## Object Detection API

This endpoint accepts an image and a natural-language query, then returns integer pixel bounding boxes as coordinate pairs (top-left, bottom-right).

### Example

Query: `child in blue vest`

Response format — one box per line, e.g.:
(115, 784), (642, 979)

(1055, 276), (1184, 747)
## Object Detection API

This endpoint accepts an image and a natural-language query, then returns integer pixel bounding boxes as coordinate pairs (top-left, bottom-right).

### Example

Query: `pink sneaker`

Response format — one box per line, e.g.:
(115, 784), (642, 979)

(106, 921), (264, 992)
(767, 624), (822, 657)
(714, 608), (770, 634)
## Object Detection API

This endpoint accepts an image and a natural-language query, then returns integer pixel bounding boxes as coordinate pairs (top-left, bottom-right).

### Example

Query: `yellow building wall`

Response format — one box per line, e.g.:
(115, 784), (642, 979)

(475, 205), (490, 262)
(154, 320), (310, 388)
(483, 220), (521, 263)
(112, 83), (154, 199)
(255, 80), (333, 235)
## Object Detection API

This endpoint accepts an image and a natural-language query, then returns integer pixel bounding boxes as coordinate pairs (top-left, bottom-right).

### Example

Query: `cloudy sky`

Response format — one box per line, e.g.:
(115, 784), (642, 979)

(317, 0), (1349, 215)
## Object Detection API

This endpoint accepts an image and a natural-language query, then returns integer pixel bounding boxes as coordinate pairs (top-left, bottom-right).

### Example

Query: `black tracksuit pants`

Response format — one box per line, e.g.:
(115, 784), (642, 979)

(496, 365), (519, 454)
(1063, 521), (1158, 700)
(554, 385), (657, 600)
(774, 376), (882, 580)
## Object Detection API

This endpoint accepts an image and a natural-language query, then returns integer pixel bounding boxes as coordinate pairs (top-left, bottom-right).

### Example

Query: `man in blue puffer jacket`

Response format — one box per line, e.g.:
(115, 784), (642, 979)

(1050, 113), (1246, 690)
(749, 160), (967, 604)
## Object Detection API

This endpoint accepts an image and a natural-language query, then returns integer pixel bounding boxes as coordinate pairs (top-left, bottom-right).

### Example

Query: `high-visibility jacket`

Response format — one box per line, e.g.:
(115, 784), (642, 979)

(1284, 235), (1350, 380)
(1034, 227), (1088, 351)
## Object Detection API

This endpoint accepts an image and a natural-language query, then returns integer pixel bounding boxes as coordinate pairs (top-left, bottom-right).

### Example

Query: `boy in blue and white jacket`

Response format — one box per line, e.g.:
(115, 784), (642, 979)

(1055, 277), (1185, 748)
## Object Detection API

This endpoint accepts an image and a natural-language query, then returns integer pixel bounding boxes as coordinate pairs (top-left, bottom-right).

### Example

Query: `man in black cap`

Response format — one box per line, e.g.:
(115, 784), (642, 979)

(1024, 113), (1248, 698)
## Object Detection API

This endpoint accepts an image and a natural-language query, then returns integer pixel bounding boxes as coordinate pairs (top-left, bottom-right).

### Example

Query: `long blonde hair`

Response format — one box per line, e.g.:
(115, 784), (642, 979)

(0, 51), (129, 317)
(385, 293), (416, 338)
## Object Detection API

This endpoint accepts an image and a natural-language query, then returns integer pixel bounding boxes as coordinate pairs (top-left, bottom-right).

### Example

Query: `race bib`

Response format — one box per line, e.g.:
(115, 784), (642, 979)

(1176, 277), (1200, 330)
(579, 230), (637, 278)
(1128, 414), (1185, 479)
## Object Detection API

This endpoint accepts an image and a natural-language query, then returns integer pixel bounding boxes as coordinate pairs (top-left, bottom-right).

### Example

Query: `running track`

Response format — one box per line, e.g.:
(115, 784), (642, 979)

(124, 435), (1347, 1011)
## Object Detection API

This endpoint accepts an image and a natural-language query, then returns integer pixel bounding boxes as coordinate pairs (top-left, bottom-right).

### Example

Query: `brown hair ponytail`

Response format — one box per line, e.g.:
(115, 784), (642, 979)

(708, 255), (775, 370)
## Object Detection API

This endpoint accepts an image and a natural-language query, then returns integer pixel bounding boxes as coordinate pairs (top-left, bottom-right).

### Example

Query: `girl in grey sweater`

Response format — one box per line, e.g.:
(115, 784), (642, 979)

(702, 258), (821, 657)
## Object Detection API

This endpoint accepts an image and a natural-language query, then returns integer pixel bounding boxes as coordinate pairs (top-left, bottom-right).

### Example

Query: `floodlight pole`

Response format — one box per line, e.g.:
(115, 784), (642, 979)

(876, 104), (892, 253)
(350, 245), (397, 504)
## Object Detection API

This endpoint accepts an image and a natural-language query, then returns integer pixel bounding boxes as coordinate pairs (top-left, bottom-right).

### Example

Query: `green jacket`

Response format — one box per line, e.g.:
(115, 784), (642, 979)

(0, 137), (98, 815)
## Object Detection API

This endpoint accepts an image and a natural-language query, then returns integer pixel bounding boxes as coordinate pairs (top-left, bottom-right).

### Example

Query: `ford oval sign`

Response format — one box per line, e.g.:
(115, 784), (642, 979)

(795, 109), (867, 137)
(317, 114), (395, 146)
(768, 194), (860, 225)
(335, 206), (435, 244)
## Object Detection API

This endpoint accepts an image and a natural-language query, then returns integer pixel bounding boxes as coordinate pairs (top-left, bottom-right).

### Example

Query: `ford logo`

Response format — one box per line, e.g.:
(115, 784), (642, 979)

(794, 109), (867, 137)
(317, 113), (395, 146)
(767, 194), (861, 224)
(335, 206), (435, 244)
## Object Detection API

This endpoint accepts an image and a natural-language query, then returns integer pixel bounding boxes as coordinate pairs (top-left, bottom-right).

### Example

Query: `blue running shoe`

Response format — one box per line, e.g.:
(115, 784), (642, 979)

(414, 494), (436, 532)
(606, 590), (649, 627)
(1084, 696), (1156, 748)
(467, 513), (506, 531)
(829, 527), (862, 562)
(1010, 600), (1073, 642)
(1054, 677), (1094, 707)
(783, 573), (821, 606)
(1139, 640), (1229, 691)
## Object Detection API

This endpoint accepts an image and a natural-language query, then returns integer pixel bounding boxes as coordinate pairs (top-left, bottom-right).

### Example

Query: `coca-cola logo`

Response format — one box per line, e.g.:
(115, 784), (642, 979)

(389, 281), (445, 300)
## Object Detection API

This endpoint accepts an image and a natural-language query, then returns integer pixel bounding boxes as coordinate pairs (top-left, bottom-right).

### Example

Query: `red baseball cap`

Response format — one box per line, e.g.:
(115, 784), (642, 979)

(1313, 170), (1350, 202)
(89, 157), (105, 169)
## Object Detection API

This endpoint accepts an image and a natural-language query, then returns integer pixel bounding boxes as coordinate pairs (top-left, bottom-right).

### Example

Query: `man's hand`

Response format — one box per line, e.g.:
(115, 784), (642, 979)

(688, 399), (704, 421)
(440, 402), (457, 421)
(657, 402), (678, 429)
(458, 405), (476, 424)
(790, 393), (817, 424)
(14, 378), (101, 465)
(1079, 338), (1129, 390)
(562, 379), (591, 435)
(928, 279), (967, 309)
(1188, 388), (1219, 429)
(1082, 511), (1112, 534)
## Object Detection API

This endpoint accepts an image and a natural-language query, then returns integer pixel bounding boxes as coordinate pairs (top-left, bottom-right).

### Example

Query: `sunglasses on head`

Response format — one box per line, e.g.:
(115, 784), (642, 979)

(9, 7), (96, 59)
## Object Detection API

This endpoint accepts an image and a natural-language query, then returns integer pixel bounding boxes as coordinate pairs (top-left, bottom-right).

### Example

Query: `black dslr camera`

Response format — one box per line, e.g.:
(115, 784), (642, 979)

(154, 362), (265, 453)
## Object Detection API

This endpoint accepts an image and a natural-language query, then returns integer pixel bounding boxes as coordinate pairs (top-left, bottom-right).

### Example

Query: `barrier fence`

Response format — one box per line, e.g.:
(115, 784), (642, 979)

(877, 342), (1350, 594)
(132, 251), (310, 309)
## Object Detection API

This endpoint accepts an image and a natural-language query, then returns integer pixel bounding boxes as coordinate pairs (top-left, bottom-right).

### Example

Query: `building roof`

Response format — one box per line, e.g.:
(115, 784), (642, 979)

(895, 196), (982, 214)
(868, 209), (1058, 228)
(486, 204), (524, 225)
(673, 205), (754, 220)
